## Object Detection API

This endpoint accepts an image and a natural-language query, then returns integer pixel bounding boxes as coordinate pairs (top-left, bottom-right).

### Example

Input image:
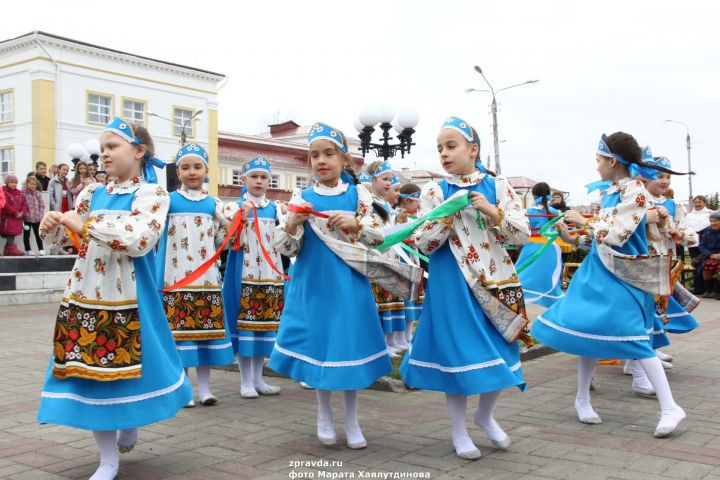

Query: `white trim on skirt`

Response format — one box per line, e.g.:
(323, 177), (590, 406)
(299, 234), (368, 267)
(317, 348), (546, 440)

(273, 344), (388, 368)
(536, 315), (650, 342)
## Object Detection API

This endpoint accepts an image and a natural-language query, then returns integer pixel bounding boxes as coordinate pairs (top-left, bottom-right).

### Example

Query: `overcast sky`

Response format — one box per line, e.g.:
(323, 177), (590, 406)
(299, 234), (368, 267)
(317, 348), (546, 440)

(10, 0), (719, 205)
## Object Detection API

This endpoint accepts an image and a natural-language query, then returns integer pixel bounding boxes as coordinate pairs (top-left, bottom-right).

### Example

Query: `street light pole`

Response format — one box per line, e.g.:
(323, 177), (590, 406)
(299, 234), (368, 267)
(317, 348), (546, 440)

(467, 66), (538, 175)
(664, 119), (693, 205)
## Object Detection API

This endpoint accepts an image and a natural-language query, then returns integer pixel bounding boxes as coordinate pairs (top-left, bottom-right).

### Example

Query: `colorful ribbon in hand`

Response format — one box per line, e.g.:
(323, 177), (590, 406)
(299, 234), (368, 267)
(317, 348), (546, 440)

(515, 213), (566, 274)
(251, 204), (289, 281)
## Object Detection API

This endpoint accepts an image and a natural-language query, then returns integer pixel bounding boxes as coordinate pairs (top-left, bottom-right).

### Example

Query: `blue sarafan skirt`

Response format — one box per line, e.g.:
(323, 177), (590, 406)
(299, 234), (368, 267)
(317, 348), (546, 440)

(400, 243), (525, 395)
(268, 225), (391, 390)
(531, 244), (657, 360)
(518, 241), (564, 308)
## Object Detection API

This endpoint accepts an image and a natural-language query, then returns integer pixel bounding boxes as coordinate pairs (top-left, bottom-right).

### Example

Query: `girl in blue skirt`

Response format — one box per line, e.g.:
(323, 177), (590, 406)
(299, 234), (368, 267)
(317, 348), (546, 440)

(38, 118), (192, 480)
(531, 132), (687, 438)
(269, 122), (392, 449)
(401, 117), (530, 459)
(156, 144), (234, 407)
(517, 182), (564, 308)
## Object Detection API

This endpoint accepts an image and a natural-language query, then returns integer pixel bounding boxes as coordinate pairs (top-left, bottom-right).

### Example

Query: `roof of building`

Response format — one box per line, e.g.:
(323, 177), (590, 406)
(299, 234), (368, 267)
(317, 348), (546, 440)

(0, 31), (225, 78)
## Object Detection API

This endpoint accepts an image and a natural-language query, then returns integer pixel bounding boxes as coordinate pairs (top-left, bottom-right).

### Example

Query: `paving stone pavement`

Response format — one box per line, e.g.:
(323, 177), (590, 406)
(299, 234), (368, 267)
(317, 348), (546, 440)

(2, 301), (719, 480)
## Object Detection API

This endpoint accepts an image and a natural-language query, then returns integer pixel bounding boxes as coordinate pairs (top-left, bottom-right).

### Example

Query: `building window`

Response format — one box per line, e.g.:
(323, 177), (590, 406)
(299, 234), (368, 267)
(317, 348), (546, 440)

(0, 90), (13, 123)
(87, 92), (113, 125)
(295, 176), (309, 189)
(231, 169), (242, 186)
(122, 98), (145, 125)
(269, 174), (279, 189)
(173, 107), (195, 138)
(0, 147), (13, 175)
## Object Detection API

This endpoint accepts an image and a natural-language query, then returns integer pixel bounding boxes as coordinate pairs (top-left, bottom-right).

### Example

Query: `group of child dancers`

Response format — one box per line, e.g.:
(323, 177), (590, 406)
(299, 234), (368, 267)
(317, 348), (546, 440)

(35, 115), (698, 479)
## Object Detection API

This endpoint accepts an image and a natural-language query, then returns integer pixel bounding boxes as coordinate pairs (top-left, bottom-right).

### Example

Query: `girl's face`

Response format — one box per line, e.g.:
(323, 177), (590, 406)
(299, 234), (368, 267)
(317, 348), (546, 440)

(437, 129), (478, 176)
(552, 193), (564, 204)
(309, 140), (344, 185)
(100, 131), (144, 182)
(6, 180), (17, 189)
(178, 158), (207, 190)
(77, 163), (87, 175)
(385, 184), (400, 206)
(244, 171), (269, 197)
(710, 218), (720, 230)
(645, 173), (671, 197)
(401, 197), (419, 213)
(27, 180), (37, 191)
(59, 165), (69, 178)
(595, 154), (616, 181)
(88, 165), (97, 176)
(372, 171), (393, 197)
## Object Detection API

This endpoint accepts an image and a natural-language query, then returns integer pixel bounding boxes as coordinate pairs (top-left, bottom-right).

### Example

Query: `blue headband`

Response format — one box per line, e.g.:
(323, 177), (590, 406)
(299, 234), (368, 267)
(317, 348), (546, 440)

(373, 162), (394, 178)
(597, 134), (658, 181)
(390, 175), (401, 187)
(645, 156), (672, 170)
(399, 191), (420, 200)
(244, 156), (272, 176)
(533, 194), (553, 206)
(103, 117), (166, 184)
(357, 171), (372, 185)
(308, 122), (348, 153)
(440, 116), (487, 174)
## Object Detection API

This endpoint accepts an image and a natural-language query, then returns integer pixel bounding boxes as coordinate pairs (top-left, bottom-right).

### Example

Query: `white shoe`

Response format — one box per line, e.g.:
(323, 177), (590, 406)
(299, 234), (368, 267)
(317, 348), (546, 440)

(240, 386), (259, 398)
(183, 399), (195, 408)
(474, 414), (511, 450)
(39, 249), (45, 256)
(345, 424), (368, 449)
(200, 394), (218, 406)
(632, 385), (657, 398)
(300, 381), (314, 390)
(575, 401), (602, 424)
(452, 436), (481, 460)
(89, 462), (119, 480)
(661, 360), (673, 370)
(317, 416), (337, 446)
(656, 350), (674, 362)
(25, 250), (32, 256)
(654, 406), (686, 438)
(387, 347), (401, 359)
(255, 384), (281, 395)
(623, 362), (632, 375)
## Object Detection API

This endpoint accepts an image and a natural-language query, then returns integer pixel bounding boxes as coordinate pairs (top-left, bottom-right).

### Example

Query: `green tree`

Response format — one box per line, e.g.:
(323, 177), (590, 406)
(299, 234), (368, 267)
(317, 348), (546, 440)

(707, 192), (720, 210)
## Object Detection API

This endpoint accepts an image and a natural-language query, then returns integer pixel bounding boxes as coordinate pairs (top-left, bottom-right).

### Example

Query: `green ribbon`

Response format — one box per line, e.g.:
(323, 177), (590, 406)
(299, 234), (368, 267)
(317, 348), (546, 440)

(378, 191), (470, 251)
(399, 242), (430, 262)
(515, 213), (565, 274)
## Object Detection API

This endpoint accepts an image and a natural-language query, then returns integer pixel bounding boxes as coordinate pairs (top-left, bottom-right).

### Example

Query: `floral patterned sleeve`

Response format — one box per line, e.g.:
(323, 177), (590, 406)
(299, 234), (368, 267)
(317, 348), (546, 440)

(273, 189), (304, 257)
(672, 202), (699, 248)
(491, 177), (530, 246)
(85, 184), (170, 257)
(213, 197), (228, 248)
(582, 179), (649, 248)
(413, 181), (453, 255)
(353, 186), (385, 248)
(42, 183), (101, 247)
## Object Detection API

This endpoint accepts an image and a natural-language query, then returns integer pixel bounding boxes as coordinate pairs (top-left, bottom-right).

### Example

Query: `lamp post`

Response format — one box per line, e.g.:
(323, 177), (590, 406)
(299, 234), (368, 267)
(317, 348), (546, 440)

(67, 143), (87, 172)
(147, 110), (203, 146)
(664, 119), (693, 205)
(354, 106), (419, 161)
(466, 65), (538, 175)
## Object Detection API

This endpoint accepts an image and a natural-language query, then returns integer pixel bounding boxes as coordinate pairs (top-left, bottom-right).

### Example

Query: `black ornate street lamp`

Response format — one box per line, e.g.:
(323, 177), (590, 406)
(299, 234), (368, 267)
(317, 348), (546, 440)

(354, 106), (419, 160)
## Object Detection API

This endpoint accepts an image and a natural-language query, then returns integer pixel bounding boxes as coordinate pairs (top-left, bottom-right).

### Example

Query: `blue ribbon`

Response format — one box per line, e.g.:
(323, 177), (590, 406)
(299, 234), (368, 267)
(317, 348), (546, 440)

(143, 155), (166, 184)
(340, 170), (355, 185)
(585, 180), (612, 194)
(533, 194), (553, 206)
(399, 192), (420, 200)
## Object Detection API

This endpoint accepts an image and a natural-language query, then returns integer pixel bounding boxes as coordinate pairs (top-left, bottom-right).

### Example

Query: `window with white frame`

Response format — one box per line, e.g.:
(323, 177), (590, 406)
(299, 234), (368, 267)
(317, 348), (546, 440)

(269, 174), (279, 189)
(0, 90), (13, 123)
(0, 147), (13, 175)
(123, 99), (145, 125)
(295, 176), (309, 189)
(173, 107), (194, 138)
(231, 169), (242, 186)
(87, 93), (112, 125)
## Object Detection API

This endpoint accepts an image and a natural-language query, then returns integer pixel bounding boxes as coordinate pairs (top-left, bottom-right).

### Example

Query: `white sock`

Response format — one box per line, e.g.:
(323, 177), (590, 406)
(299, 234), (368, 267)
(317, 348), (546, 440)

(237, 356), (254, 390)
(627, 360), (653, 391)
(576, 357), (601, 422)
(196, 366), (212, 399)
(251, 356), (269, 388)
(394, 331), (407, 346)
(91, 430), (119, 480)
(385, 332), (396, 347)
(316, 390), (336, 441)
(474, 390), (509, 443)
(117, 428), (138, 450)
(405, 321), (414, 343)
(445, 394), (479, 456)
(343, 390), (366, 446)
(637, 357), (679, 413)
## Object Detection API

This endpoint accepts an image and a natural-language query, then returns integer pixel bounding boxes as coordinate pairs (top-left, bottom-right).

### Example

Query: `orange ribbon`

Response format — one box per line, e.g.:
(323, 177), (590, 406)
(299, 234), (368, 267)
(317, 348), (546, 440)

(66, 228), (82, 251)
(251, 204), (289, 281)
(161, 210), (245, 292)
(286, 204), (330, 219)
